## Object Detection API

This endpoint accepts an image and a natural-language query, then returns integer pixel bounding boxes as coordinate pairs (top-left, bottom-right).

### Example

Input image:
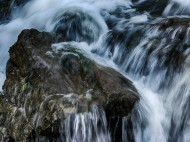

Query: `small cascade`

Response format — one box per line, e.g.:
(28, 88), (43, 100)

(0, 0), (190, 141)
(61, 109), (111, 142)
(35, 109), (111, 142)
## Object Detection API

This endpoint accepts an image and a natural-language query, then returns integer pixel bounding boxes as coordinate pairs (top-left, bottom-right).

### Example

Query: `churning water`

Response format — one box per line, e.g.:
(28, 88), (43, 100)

(0, 0), (190, 141)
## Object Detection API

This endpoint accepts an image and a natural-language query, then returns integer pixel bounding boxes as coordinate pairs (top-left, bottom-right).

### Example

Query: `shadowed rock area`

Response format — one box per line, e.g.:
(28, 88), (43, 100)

(0, 29), (139, 141)
(0, 0), (29, 22)
(132, 0), (169, 16)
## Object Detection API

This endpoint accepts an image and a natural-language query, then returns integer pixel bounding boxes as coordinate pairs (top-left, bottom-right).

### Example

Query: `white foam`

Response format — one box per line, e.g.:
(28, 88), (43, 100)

(0, 72), (5, 91)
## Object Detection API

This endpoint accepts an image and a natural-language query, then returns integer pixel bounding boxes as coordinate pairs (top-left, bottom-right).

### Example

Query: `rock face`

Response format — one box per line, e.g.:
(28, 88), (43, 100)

(0, 29), (139, 141)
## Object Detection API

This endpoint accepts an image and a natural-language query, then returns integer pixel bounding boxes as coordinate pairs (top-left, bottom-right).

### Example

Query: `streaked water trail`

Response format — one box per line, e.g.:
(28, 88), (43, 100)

(0, 0), (190, 141)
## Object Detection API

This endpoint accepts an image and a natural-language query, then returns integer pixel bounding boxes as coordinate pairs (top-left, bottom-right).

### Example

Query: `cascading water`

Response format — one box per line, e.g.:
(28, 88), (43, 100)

(61, 109), (111, 142)
(0, 0), (190, 141)
(35, 109), (111, 142)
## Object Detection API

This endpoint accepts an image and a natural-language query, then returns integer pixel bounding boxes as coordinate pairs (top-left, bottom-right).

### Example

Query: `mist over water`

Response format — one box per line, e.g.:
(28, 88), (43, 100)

(0, 0), (190, 141)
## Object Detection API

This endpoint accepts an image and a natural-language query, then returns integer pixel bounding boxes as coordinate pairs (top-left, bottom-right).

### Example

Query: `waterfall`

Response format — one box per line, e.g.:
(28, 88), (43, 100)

(0, 0), (190, 141)
(61, 109), (111, 142)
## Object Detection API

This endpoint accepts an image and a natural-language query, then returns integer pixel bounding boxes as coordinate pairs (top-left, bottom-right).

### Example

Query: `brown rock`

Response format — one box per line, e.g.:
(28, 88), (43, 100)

(1, 29), (139, 141)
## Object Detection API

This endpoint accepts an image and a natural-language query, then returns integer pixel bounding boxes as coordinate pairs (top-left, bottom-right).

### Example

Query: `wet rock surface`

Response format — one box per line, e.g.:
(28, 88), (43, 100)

(132, 0), (169, 16)
(0, 29), (139, 141)
(53, 9), (102, 44)
(0, 0), (29, 22)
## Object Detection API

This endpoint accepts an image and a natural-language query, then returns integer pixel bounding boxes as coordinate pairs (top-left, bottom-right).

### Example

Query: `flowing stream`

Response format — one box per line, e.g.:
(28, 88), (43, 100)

(0, 0), (190, 141)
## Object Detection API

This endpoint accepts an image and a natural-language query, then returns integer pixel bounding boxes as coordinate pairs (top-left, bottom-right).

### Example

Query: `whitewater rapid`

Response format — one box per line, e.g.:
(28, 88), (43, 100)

(0, 0), (190, 142)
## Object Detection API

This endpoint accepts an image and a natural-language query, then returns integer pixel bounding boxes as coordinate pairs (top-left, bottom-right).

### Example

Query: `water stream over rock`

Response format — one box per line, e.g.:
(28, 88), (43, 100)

(0, 0), (190, 142)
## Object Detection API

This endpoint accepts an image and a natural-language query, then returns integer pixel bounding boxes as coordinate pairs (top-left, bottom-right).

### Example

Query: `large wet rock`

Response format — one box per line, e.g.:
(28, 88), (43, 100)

(0, 29), (139, 141)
